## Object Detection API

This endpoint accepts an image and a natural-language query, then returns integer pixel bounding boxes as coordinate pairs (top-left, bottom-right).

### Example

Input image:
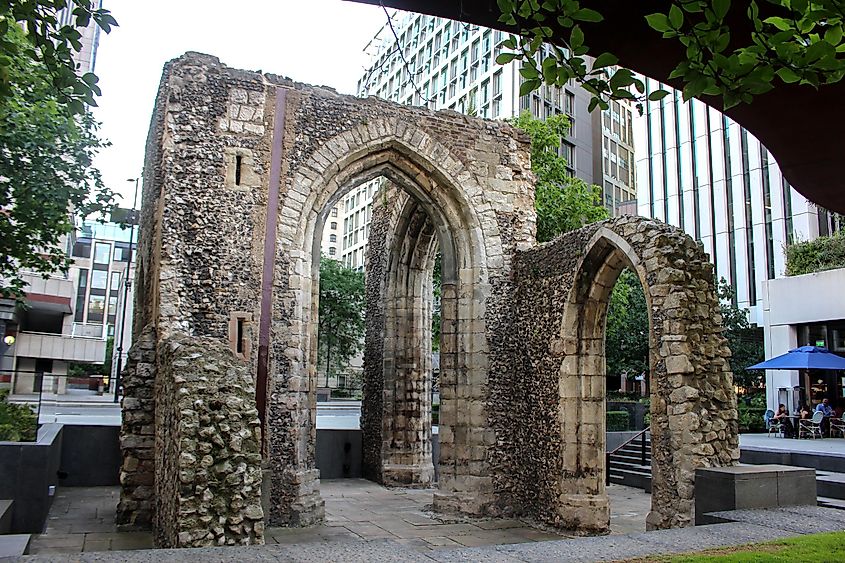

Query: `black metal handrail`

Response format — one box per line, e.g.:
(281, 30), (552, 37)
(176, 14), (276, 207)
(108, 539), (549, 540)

(605, 426), (651, 485)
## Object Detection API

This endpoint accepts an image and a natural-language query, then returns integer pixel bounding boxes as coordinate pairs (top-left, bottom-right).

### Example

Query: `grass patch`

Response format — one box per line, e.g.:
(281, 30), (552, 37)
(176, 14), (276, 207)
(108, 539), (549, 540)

(625, 531), (845, 562)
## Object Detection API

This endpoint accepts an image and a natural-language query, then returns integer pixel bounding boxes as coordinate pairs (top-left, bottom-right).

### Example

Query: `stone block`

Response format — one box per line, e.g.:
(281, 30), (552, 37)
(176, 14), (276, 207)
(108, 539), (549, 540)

(694, 465), (816, 525)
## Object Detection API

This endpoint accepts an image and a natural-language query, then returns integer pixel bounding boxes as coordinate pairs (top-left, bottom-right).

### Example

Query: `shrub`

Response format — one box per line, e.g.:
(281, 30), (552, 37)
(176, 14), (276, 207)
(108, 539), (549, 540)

(785, 231), (845, 276)
(738, 406), (768, 432)
(607, 410), (630, 431)
(0, 390), (37, 442)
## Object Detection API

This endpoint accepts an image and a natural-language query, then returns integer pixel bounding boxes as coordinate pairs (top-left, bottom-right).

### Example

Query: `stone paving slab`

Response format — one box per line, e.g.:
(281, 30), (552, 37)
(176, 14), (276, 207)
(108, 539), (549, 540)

(15, 519), (823, 563)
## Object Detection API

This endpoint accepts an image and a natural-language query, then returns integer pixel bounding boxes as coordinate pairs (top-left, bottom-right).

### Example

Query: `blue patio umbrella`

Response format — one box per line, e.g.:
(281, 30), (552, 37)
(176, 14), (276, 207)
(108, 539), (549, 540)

(748, 346), (845, 370)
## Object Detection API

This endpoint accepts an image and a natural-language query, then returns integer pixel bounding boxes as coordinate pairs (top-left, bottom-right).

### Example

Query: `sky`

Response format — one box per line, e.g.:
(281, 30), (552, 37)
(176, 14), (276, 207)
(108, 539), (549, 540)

(91, 0), (390, 205)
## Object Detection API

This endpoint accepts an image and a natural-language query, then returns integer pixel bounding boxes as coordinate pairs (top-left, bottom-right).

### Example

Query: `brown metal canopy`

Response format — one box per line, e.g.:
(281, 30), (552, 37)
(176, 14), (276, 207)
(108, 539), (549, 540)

(348, 0), (845, 214)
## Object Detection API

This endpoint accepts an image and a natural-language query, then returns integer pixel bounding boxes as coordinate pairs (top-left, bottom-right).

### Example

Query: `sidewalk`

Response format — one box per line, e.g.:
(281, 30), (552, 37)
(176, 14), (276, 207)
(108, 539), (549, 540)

(740, 433), (845, 456)
(20, 505), (845, 562)
(9, 388), (120, 408)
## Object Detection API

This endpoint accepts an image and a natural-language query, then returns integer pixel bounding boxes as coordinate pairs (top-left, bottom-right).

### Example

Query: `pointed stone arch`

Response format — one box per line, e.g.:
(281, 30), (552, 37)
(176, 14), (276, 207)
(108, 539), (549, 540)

(496, 217), (738, 533)
(266, 110), (535, 524)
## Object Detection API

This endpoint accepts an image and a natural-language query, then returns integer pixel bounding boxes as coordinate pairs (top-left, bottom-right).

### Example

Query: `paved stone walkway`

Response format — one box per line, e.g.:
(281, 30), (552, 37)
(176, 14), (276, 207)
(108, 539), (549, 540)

(19, 506), (845, 562)
(28, 480), (650, 555)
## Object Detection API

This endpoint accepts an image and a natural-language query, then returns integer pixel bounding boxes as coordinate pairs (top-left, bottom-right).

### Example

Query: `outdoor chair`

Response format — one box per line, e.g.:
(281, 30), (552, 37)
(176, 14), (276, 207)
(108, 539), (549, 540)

(799, 411), (824, 439)
(764, 409), (783, 438)
(830, 414), (845, 438)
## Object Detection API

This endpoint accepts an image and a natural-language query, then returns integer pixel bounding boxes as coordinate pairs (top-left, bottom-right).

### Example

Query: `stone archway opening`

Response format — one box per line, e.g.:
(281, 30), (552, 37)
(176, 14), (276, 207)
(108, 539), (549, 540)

(278, 129), (516, 524)
(559, 233), (654, 534)
(554, 223), (738, 533)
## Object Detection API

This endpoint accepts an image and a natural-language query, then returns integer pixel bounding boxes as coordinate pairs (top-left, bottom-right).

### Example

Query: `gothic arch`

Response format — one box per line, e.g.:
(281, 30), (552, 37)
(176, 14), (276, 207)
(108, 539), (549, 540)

(266, 116), (533, 523)
(498, 217), (738, 534)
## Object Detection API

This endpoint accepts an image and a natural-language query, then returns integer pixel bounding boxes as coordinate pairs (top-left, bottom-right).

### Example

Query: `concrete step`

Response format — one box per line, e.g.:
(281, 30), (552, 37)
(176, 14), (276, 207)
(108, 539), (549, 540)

(0, 534), (30, 557)
(817, 471), (845, 501)
(609, 469), (652, 492)
(818, 496), (845, 510)
(609, 453), (650, 465)
(0, 500), (12, 534)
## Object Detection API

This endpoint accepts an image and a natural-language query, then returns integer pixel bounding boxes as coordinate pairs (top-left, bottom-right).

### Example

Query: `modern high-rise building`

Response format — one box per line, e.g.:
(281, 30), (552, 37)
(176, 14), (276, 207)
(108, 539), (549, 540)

(2, 214), (137, 396)
(57, 0), (104, 75)
(633, 77), (839, 327)
(326, 10), (636, 270)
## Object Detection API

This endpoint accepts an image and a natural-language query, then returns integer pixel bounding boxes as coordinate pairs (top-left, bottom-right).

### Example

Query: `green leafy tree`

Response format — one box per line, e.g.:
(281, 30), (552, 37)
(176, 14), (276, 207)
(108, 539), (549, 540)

(606, 269), (649, 382)
(717, 279), (765, 391)
(0, 24), (114, 299)
(317, 255), (366, 384)
(0, 0), (117, 114)
(496, 0), (845, 112)
(510, 111), (607, 242)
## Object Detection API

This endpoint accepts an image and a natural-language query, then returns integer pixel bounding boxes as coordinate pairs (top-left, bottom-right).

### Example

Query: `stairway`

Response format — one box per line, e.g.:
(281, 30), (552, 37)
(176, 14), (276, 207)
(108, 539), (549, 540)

(608, 434), (652, 492)
(611, 438), (845, 511)
(0, 500), (30, 557)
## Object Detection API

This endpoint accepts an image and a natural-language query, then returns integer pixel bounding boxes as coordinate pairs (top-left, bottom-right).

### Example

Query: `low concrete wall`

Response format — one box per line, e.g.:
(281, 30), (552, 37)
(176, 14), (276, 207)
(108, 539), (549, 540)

(316, 429), (440, 481)
(740, 447), (845, 473)
(0, 424), (63, 533)
(695, 465), (817, 525)
(316, 430), (362, 479)
(59, 425), (121, 486)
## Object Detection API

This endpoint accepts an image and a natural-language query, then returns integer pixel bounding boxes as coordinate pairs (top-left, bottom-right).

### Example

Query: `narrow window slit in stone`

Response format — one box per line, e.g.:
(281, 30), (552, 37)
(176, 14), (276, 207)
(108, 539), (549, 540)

(236, 317), (245, 354)
(235, 155), (243, 186)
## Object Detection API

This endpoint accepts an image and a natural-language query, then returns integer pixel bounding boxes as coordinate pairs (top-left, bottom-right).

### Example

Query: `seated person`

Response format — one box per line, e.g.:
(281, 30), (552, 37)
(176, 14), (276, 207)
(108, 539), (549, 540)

(816, 398), (834, 416)
(799, 403), (812, 419)
(773, 404), (794, 437)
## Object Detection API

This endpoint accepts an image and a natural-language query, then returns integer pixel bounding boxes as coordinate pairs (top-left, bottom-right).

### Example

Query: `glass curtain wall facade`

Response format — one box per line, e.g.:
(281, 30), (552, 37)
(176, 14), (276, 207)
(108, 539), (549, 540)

(634, 78), (831, 324)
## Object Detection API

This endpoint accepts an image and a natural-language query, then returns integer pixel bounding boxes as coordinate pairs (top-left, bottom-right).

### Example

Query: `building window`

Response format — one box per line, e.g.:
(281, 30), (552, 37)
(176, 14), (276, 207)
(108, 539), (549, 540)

(331, 207), (338, 217)
(88, 295), (106, 321)
(72, 240), (91, 258)
(113, 246), (124, 261)
(329, 234), (337, 243)
(110, 271), (121, 291)
(331, 221), (337, 230)
(329, 247), (336, 256)
(94, 242), (110, 264)
(108, 295), (118, 316)
(74, 268), (88, 323)
(91, 270), (108, 290)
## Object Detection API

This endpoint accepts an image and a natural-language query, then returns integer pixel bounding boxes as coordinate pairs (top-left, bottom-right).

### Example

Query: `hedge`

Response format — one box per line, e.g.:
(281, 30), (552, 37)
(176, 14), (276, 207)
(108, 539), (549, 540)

(607, 410), (630, 431)
(786, 231), (845, 276)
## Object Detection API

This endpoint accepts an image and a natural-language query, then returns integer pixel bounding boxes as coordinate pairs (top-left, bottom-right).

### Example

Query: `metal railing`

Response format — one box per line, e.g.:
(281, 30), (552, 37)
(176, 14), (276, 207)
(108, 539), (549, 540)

(605, 426), (650, 485)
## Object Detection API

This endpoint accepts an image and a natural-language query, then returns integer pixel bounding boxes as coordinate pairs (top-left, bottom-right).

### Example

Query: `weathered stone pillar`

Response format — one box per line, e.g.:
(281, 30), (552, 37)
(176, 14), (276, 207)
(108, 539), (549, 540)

(153, 334), (264, 548)
(116, 325), (157, 530)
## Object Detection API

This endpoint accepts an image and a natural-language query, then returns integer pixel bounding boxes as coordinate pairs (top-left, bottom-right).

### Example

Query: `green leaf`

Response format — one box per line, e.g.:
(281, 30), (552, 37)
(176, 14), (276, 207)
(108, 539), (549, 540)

(496, 53), (518, 64)
(713, 0), (731, 20)
(776, 67), (801, 83)
(645, 13), (671, 33)
(572, 8), (604, 23)
(592, 52), (618, 69)
(669, 5), (684, 29)
(519, 78), (541, 96)
(824, 25), (843, 46)
(570, 25), (584, 49)
(647, 89), (671, 101)
(764, 16), (792, 31)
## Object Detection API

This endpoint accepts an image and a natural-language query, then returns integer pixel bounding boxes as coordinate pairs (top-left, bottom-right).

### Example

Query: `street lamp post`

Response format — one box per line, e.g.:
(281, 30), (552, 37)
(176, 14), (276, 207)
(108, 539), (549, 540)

(114, 177), (140, 403)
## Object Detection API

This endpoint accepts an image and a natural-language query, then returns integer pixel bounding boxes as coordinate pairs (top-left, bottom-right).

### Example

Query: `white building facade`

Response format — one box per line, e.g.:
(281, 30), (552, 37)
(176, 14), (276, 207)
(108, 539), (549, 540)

(634, 78), (834, 326)
(634, 78), (844, 413)
(3, 217), (136, 396)
(328, 10), (636, 269)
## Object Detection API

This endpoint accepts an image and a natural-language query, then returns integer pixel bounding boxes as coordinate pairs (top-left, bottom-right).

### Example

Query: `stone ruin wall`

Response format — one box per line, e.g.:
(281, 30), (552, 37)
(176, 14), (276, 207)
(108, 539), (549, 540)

(154, 334), (264, 548)
(120, 50), (739, 541)
(491, 216), (739, 530)
(118, 53), (274, 536)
